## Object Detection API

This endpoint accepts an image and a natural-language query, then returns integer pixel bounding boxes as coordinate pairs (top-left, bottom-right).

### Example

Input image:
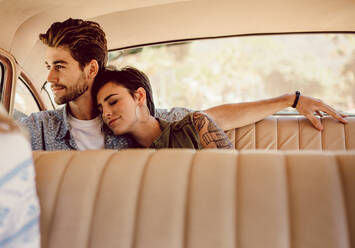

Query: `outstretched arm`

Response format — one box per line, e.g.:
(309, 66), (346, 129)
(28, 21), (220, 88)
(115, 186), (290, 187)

(204, 93), (348, 131)
(192, 112), (233, 149)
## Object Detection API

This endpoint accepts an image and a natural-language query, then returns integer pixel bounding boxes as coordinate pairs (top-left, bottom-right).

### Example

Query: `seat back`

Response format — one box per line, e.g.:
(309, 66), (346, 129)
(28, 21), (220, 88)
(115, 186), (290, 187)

(226, 116), (355, 150)
(33, 149), (355, 248)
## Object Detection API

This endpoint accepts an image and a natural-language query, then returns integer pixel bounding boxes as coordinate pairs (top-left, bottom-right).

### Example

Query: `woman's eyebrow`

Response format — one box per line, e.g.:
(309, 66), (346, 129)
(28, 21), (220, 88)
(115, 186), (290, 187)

(104, 94), (118, 102)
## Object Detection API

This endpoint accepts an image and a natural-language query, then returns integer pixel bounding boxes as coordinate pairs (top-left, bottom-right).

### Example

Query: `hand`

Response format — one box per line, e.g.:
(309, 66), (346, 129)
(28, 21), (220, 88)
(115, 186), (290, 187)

(295, 95), (348, 131)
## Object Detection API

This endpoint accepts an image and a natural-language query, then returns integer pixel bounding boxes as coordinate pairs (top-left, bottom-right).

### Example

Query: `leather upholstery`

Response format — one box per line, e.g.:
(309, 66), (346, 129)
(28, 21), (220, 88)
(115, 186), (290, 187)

(33, 149), (355, 248)
(226, 116), (355, 150)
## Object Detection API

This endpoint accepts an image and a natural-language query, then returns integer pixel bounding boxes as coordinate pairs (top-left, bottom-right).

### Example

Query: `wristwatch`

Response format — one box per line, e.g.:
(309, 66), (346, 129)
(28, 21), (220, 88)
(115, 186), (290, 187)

(292, 91), (300, 108)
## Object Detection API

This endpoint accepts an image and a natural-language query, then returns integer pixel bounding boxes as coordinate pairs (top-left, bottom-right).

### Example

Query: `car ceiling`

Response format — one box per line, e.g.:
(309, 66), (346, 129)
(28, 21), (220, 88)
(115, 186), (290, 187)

(1, 0), (355, 91)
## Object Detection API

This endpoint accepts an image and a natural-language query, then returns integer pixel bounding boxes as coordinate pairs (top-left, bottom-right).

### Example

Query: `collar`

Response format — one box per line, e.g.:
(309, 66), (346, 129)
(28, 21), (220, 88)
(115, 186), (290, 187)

(156, 118), (170, 132)
(150, 118), (171, 148)
(55, 104), (72, 141)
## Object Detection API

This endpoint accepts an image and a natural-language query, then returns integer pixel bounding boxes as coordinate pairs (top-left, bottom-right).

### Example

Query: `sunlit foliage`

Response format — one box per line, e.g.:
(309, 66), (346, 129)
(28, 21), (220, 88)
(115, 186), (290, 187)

(109, 34), (355, 114)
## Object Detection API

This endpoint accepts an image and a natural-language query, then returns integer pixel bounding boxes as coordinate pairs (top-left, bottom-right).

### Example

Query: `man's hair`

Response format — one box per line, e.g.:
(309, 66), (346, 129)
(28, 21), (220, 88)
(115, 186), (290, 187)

(92, 66), (155, 116)
(39, 18), (108, 70)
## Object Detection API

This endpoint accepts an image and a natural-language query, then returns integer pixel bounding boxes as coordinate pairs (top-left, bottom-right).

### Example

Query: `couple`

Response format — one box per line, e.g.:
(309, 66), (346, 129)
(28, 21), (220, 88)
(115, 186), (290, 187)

(21, 18), (347, 151)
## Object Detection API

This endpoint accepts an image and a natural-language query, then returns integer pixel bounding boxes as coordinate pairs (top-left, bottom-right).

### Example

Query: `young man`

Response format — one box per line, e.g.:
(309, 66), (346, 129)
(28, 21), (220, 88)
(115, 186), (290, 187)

(20, 18), (347, 151)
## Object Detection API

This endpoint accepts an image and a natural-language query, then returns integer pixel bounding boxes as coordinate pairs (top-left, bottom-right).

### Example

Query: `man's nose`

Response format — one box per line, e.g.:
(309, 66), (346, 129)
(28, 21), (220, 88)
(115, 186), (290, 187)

(47, 68), (58, 83)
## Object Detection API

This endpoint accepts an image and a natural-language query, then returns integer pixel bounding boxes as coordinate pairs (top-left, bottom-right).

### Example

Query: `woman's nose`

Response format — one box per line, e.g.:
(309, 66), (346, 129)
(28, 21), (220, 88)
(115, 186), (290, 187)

(103, 109), (112, 119)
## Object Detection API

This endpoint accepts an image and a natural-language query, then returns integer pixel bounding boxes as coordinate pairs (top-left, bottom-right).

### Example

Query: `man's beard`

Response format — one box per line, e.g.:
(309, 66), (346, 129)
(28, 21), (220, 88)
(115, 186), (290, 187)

(54, 73), (89, 105)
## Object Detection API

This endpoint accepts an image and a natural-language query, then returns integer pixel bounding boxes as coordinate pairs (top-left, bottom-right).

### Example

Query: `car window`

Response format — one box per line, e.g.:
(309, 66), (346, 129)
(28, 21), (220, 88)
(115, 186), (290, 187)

(108, 33), (355, 114)
(13, 77), (40, 119)
(41, 80), (61, 110)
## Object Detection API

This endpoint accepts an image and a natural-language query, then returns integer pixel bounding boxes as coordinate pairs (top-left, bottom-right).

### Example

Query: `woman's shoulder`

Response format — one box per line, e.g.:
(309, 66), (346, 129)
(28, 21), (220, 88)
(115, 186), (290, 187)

(168, 111), (198, 130)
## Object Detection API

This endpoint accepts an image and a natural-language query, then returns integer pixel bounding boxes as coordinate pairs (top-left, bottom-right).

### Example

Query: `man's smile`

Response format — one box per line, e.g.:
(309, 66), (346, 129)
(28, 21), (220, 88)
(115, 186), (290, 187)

(51, 85), (66, 94)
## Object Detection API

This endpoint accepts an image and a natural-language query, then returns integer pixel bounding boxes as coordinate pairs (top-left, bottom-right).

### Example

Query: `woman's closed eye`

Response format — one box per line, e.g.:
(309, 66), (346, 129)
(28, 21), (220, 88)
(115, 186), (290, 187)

(108, 99), (118, 106)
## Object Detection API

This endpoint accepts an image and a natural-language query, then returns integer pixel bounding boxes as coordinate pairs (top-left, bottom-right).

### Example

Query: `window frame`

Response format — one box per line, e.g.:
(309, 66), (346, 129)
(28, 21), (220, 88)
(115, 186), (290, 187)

(18, 72), (47, 111)
(0, 62), (4, 98)
(0, 53), (14, 112)
(0, 49), (47, 115)
(14, 77), (41, 115)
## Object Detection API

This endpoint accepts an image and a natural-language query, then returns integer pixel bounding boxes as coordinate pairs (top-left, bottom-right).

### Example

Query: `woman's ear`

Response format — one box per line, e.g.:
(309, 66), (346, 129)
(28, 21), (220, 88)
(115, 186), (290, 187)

(135, 87), (147, 105)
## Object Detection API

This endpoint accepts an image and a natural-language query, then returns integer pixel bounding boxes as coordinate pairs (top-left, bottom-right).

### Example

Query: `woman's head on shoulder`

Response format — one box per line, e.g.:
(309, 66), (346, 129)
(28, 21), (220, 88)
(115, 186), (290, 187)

(92, 66), (155, 135)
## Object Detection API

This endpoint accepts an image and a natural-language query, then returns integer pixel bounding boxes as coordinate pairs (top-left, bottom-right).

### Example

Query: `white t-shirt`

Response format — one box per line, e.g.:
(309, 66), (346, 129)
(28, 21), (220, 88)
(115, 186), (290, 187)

(0, 131), (40, 248)
(67, 114), (105, 150)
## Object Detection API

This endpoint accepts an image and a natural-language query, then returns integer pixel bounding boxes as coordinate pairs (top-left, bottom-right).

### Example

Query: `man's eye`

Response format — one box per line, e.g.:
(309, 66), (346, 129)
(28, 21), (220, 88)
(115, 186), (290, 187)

(46, 65), (51, 70)
(55, 65), (64, 70)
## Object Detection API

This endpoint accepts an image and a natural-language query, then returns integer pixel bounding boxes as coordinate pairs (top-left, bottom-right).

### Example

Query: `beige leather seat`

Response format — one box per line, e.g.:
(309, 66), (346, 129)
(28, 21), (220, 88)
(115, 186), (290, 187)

(33, 149), (355, 248)
(227, 116), (355, 150)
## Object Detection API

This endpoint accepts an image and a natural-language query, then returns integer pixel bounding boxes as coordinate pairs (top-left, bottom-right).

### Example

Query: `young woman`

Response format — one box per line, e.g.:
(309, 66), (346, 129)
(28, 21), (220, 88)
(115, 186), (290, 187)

(92, 67), (233, 149)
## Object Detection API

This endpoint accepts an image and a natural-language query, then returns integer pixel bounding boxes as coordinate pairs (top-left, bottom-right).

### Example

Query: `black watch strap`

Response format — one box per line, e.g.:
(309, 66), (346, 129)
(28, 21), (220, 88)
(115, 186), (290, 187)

(292, 91), (300, 108)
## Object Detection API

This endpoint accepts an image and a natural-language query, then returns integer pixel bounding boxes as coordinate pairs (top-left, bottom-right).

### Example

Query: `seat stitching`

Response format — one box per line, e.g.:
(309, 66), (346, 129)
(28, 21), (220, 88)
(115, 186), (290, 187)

(344, 121), (348, 150)
(298, 117), (300, 151)
(334, 154), (352, 248)
(46, 152), (76, 248)
(235, 125), (254, 149)
(86, 152), (116, 248)
(321, 117), (324, 151)
(254, 123), (258, 149)
(33, 152), (44, 164)
(131, 151), (155, 248)
(235, 151), (241, 247)
(183, 150), (196, 248)
(285, 153), (293, 248)
(277, 117), (280, 150)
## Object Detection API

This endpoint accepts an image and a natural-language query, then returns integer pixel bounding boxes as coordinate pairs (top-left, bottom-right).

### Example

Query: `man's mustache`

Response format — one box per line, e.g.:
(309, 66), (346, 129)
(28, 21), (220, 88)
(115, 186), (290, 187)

(50, 83), (66, 90)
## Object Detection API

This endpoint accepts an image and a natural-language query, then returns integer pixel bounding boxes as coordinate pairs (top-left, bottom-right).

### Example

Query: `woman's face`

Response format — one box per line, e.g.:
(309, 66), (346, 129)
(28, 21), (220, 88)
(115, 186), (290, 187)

(96, 82), (138, 135)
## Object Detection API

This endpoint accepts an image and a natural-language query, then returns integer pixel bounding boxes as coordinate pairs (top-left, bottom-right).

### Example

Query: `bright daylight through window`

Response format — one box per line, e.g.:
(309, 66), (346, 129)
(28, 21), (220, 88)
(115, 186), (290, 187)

(13, 78), (40, 119)
(108, 34), (355, 115)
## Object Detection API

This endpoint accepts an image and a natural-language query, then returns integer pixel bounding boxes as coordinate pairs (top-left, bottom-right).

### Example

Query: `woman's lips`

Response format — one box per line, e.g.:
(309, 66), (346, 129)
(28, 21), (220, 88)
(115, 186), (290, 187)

(109, 117), (120, 126)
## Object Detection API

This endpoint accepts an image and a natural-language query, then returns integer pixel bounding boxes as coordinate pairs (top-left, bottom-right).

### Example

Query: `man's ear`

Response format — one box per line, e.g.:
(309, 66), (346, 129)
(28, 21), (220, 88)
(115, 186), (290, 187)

(135, 87), (147, 105)
(86, 59), (99, 79)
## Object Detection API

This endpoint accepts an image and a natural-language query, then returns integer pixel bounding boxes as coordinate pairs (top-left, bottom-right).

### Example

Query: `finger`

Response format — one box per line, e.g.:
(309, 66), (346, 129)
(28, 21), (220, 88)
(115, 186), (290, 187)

(306, 114), (323, 131)
(319, 104), (348, 124)
(341, 113), (348, 118)
(315, 110), (323, 118)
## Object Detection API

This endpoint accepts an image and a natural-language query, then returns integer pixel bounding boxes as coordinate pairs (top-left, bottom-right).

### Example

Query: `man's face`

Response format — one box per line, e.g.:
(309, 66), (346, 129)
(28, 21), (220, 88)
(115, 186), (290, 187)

(45, 46), (89, 105)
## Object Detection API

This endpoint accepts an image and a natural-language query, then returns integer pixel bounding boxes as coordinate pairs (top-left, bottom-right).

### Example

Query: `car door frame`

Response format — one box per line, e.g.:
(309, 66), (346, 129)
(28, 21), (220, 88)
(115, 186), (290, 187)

(0, 49), (46, 115)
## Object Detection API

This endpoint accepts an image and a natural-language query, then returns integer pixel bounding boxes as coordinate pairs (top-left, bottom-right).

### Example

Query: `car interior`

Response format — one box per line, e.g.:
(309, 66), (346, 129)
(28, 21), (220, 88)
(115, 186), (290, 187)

(1, 0), (355, 247)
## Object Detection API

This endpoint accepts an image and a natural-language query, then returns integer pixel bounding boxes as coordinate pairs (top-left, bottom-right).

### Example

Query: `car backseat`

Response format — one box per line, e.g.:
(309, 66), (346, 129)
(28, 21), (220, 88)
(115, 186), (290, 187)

(33, 149), (355, 248)
(226, 116), (355, 150)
